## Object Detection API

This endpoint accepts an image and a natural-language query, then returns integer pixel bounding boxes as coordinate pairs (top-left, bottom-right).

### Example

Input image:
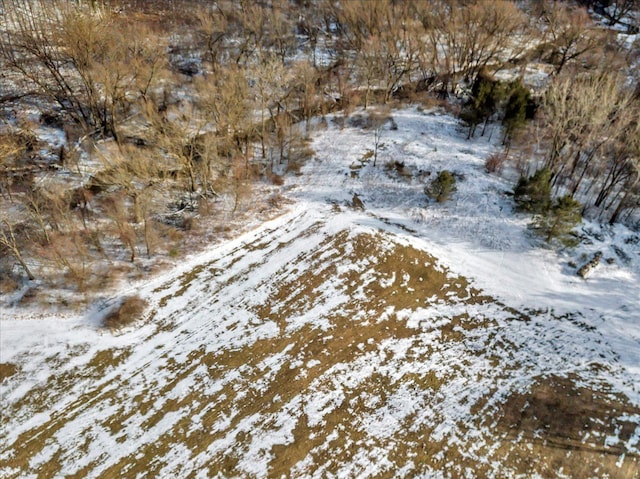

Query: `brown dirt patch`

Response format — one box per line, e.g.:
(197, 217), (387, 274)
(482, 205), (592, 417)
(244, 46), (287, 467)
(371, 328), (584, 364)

(0, 362), (17, 381)
(490, 374), (640, 477)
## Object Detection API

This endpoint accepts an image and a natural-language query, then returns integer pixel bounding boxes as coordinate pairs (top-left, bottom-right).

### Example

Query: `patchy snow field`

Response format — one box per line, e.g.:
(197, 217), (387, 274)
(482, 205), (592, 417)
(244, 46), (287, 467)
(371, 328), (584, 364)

(1, 107), (639, 478)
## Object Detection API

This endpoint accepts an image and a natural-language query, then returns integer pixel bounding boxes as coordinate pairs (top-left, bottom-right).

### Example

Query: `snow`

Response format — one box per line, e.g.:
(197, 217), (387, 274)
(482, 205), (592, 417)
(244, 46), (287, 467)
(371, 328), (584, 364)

(302, 107), (639, 321)
(1, 106), (639, 477)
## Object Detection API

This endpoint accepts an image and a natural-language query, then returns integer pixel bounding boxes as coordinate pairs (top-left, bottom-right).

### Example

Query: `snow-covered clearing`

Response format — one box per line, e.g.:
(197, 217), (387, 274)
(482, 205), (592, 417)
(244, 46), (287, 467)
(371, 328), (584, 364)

(1, 107), (639, 478)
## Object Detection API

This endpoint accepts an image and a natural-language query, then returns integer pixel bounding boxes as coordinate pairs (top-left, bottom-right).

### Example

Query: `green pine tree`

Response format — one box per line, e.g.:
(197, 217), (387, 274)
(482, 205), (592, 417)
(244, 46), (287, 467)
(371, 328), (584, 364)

(502, 81), (531, 144)
(514, 168), (552, 214)
(425, 170), (457, 203)
(535, 195), (582, 245)
(461, 72), (504, 139)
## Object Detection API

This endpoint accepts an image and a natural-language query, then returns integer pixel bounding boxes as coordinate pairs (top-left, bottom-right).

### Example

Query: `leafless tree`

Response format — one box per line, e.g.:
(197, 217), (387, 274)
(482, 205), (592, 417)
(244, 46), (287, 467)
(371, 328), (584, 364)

(0, 0), (166, 141)
(540, 2), (606, 75)
(0, 219), (35, 280)
(424, 1), (528, 94)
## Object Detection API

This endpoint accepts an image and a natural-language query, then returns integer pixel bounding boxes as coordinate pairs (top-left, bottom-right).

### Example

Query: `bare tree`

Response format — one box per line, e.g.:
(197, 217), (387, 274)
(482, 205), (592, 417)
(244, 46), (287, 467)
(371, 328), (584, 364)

(598, 118), (640, 224)
(0, 0), (166, 140)
(195, 2), (228, 71)
(247, 52), (293, 160)
(44, 229), (92, 291)
(95, 145), (161, 223)
(531, 67), (640, 224)
(367, 107), (392, 167)
(104, 193), (137, 263)
(589, 0), (640, 28)
(540, 2), (606, 75)
(541, 71), (634, 182)
(0, 219), (35, 280)
(424, 1), (528, 94)
(289, 59), (321, 130)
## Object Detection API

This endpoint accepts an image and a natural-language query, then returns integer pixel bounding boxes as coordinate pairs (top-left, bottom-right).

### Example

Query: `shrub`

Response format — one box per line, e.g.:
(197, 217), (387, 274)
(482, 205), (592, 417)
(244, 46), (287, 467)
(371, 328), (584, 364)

(514, 168), (551, 213)
(485, 152), (506, 173)
(0, 274), (20, 294)
(268, 192), (287, 208)
(269, 174), (284, 186)
(103, 295), (148, 330)
(361, 149), (374, 163)
(425, 170), (457, 203)
(286, 159), (302, 175)
(293, 144), (315, 163)
(384, 160), (407, 176)
(182, 215), (198, 232)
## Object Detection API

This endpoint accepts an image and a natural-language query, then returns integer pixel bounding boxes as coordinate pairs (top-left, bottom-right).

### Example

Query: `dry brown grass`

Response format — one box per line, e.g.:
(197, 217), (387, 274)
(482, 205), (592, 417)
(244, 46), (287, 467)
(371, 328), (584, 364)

(0, 274), (19, 294)
(0, 362), (17, 381)
(487, 374), (640, 478)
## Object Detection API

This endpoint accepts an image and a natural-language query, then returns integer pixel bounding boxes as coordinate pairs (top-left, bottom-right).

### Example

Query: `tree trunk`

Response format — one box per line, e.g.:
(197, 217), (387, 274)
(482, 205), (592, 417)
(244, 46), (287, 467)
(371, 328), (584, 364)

(609, 189), (630, 225)
(0, 221), (35, 280)
(16, 256), (35, 281)
(609, 177), (638, 225)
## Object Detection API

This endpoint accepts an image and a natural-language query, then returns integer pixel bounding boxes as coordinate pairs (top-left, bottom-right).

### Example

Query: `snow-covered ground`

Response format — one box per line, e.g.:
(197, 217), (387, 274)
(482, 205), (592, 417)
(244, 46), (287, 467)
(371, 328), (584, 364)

(1, 107), (639, 478)
(295, 108), (640, 381)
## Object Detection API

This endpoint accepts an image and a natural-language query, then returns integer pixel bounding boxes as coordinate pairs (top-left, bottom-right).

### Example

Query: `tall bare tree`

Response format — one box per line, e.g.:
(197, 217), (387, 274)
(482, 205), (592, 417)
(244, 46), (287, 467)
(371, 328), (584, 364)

(0, 0), (166, 141)
(424, 1), (528, 94)
(540, 2), (606, 75)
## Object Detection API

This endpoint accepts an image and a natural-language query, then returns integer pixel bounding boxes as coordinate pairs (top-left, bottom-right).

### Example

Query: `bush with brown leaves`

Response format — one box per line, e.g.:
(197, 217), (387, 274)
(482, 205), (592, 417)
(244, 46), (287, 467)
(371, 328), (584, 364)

(103, 295), (148, 330)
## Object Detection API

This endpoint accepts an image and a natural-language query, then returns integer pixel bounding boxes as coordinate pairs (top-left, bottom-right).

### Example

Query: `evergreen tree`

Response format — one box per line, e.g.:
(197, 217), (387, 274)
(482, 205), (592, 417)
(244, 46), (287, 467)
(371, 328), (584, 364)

(514, 168), (552, 213)
(425, 170), (457, 203)
(502, 81), (531, 145)
(461, 72), (503, 139)
(535, 195), (582, 245)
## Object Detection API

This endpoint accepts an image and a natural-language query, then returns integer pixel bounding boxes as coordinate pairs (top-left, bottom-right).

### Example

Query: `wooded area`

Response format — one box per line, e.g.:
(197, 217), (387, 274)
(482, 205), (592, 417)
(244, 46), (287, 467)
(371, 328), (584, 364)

(0, 0), (638, 303)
